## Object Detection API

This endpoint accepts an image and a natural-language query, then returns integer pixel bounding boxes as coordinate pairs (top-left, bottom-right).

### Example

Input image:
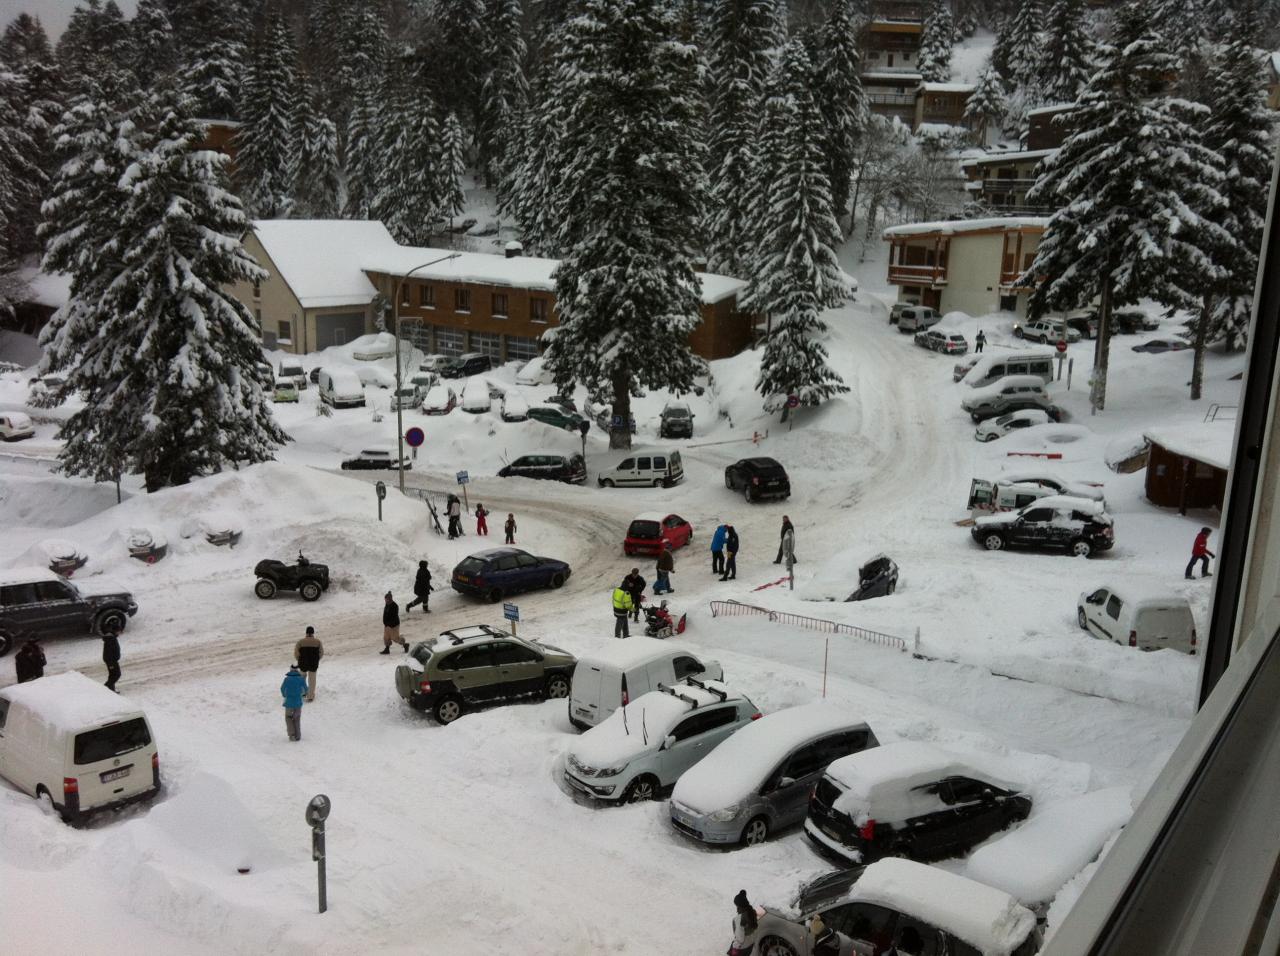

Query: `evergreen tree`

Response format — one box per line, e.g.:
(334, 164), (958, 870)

(39, 83), (286, 490)
(57, 0), (136, 94)
(964, 66), (1006, 145)
(746, 39), (848, 415)
(502, 74), (565, 255)
(291, 81), (340, 219)
(478, 0), (529, 193)
(130, 0), (177, 89)
(1025, 1), (1229, 412)
(0, 13), (59, 259)
(333, 7), (389, 133)
(0, 13), (52, 69)
(342, 78), (384, 219)
(993, 0), (1041, 89)
(812, 0), (867, 229)
(236, 15), (298, 218)
(0, 67), (38, 310)
(420, 0), (486, 130)
(439, 111), (468, 225)
(176, 0), (248, 118)
(545, 0), (706, 450)
(918, 0), (956, 82)
(374, 75), (442, 245)
(705, 0), (784, 275)
(1037, 0), (1092, 104)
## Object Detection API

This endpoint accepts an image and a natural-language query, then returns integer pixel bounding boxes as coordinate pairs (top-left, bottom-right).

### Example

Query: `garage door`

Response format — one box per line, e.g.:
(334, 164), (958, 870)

(470, 332), (501, 362)
(401, 319), (433, 353)
(316, 312), (366, 349)
(434, 326), (465, 356)
(505, 335), (539, 363)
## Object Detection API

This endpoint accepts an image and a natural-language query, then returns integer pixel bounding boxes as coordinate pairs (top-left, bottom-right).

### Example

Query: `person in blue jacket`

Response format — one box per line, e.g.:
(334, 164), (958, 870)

(281, 664), (308, 741)
(710, 522), (727, 576)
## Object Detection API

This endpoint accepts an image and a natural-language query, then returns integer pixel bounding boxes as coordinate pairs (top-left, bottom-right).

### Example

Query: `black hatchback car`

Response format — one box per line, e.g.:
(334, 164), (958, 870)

(498, 453), (587, 484)
(451, 548), (572, 603)
(725, 457), (791, 502)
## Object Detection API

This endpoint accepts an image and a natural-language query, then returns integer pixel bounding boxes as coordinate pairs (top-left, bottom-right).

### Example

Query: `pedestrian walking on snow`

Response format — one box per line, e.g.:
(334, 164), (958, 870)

(721, 525), (739, 581)
(281, 664), (307, 741)
(622, 568), (646, 622)
(975, 329), (986, 353)
(380, 592), (408, 654)
(655, 543), (675, 594)
(447, 495), (463, 539)
(773, 516), (796, 564)
(612, 585), (635, 638)
(710, 522), (727, 575)
(729, 889), (758, 956)
(504, 513), (517, 544)
(294, 626), (324, 701)
(14, 639), (44, 683)
(475, 503), (489, 536)
(406, 560), (433, 613)
(1185, 527), (1215, 579)
(102, 632), (122, 691)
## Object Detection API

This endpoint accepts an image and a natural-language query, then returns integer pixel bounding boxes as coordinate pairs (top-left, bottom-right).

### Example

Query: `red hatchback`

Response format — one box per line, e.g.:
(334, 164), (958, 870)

(624, 513), (693, 556)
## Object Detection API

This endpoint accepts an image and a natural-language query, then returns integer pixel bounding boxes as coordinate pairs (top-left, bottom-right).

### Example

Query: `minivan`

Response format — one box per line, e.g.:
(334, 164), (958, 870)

(318, 368), (366, 408)
(895, 306), (941, 333)
(960, 375), (1052, 422)
(967, 478), (1058, 514)
(1077, 586), (1196, 653)
(962, 350), (1056, 388)
(440, 352), (492, 378)
(597, 450), (684, 488)
(0, 671), (161, 824)
(568, 638), (724, 730)
(278, 361), (307, 389)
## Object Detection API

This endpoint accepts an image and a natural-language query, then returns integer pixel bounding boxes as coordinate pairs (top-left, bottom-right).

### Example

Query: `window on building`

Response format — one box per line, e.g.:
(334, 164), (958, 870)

(506, 335), (540, 363)
(435, 326), (465, 356)
(530, 298), (549, 323)
(252, 279), (261, 299)
(455, 288), (471, 313)
(254, 308), (262, 326)
(492, 292), (509, 317)
(470, 331), (501, 361)
(278, 320), (292, 344)
(400, 283), (410, 306)
(419, 284), (435, 308)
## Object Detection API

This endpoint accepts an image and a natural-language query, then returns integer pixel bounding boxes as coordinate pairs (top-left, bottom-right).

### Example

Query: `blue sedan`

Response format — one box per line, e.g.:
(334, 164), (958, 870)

(451, 548), (572, 603)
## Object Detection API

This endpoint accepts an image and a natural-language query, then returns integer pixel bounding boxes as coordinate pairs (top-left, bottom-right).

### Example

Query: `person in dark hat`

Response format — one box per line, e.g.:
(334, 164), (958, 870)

(14, 639), (45, 683)
(380, 592), (407, 654)
(406, 561), (433, 613)
(294, 626), (324, 701)
(729, 889), (758, 955)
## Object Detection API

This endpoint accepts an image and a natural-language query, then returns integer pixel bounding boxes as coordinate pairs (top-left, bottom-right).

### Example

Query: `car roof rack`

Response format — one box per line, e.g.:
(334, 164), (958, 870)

(684, 676), (727, 701)
(657, 683), (700, 708)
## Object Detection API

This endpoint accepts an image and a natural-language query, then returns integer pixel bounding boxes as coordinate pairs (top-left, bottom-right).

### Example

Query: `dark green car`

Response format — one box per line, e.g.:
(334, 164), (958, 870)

(393, 624), (577, 724)
(526, 404), (589, 431)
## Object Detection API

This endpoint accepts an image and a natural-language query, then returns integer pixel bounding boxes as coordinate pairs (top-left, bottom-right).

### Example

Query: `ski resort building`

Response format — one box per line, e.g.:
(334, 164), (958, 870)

(914, 82), (975, 133)
(882, 217), (1048, 316)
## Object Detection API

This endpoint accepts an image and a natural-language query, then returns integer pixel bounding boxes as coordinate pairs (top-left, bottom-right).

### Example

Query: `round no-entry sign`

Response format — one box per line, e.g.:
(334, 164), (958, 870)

(405, 426), (425, 447)
(1056, 340), (1068, 354)
(786, 394), (800, 409)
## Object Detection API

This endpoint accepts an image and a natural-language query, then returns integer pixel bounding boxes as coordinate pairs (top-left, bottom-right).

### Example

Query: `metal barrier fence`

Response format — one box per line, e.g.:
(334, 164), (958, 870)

(709, 600), (908, 652)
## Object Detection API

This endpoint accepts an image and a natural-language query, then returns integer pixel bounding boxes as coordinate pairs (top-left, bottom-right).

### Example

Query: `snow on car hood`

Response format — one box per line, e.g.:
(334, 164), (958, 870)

(74, 576), (133, 598)
(567, 692), (690, 770)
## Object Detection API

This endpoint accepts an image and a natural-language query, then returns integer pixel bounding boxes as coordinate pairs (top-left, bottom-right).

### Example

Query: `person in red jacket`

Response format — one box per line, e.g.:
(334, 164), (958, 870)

(1185, 527), (1215, 579)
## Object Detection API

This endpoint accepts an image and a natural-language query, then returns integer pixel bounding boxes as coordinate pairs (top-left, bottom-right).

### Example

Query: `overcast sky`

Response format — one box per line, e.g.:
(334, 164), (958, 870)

(4, 1), (138, 42)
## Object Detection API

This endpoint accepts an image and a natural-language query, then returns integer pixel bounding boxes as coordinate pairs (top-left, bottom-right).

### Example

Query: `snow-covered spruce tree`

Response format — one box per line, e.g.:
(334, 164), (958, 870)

(1024, 1), (1229, 412)
(993, 0), (1041, 90)
(1036, 0), (1093, 105)
(502, 74), (565, 256)
(745, 39), (848, 417)
(439, 111), (468, 225)
(0, 17), (56, 262)
(236, 14), (298, 219)
(39, 84), (286, 490)
(129, 0), (176, 89)
(291, 81), (340, 219)
(0, 66), (39, 311)
(704, 0), (784, 275)
(342, 78), (384, 220)
(813, 0), (867, 229)
(478, 0), (528, 193)
(546, 0), (706, 450)
(918, 0), (956, 82)
(420, 0), (486, 129)
(964, 66), (1006, 146)
(177, 0), (248, 119)
(374, 76), (442, 246)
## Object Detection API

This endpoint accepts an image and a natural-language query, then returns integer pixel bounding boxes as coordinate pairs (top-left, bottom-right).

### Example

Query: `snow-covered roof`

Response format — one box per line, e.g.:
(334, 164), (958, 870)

(0, 671), (146, 730)
(194, 117), (242, 129)
(673, 702), (870, 813)
(630, 512), (669, 523)
(576, 635), (689, 669)
(861, 70), (923, 83)
(251, 220), (401, 309)
(960, 148), (1055, 168)
(1022, 494), (1108, 514)
(0, 565), (60, 587)
(1145, 423), (1235, 471)
(826, 742), (971, 799)
(1026, 102), (1076, 118)
(919, 82), (975, 94)
(883, 216), (1049, 238)
(850, 859), (1038, 956)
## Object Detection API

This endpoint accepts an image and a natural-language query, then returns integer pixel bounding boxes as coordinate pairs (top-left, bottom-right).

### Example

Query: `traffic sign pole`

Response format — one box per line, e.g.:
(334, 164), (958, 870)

(456, 470), (469, 511)
(503, 602), (520, 638)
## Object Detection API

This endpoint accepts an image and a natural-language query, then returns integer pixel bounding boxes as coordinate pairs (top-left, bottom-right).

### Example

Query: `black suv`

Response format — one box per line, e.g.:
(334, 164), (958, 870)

(0, 569), (138, 655)
(659, 402), (694, 439)
(725, 457), (791, 502)
(498, 454), (587, 484)
(972, 495), (1115, 558)
(439, 352), (492, 378)
(394, 625), (577, 723)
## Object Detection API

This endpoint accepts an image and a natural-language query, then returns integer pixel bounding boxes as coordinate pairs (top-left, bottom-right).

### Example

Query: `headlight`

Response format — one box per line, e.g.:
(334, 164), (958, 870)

(709, 804), (742, 823)
(596, 764), (626, 778)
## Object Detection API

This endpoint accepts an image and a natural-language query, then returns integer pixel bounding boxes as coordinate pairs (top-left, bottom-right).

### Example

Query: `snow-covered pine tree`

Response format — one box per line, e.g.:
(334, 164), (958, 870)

(1036, 0), (1093, 105)
(501, 74), (565, 256)
(477, 0), (528, 194)
(421, 0), (486, 130)
(39, 82), (286, 490)
(812, 0), (867, 229)
(745, 39), (849, 416)
(236, 14), (298, 218)
(176, 0), (248, 119)
(705, 0), (784, 276)
(438, 111), (468, 226)
(546, 0), (706, 450)
(0, 66), (38, 311)
(373, 75), (442, 245)
(129, 0), (176, 88)
(291, 81), (340, 219)
(57, 0), (135, 94)
(0, 13), (58, 260)
(1024, 0), (1229, 412)
(993, 0), (1041, 90)
(342, 78), (384, 220)
(964, 66), (1006, 146)
(918, 0), (956, 82)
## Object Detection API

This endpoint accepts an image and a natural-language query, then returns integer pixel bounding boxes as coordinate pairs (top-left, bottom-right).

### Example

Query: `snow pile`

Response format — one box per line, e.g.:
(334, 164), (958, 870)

(0, 474), (125, 527)
(0, 671), (141, 729)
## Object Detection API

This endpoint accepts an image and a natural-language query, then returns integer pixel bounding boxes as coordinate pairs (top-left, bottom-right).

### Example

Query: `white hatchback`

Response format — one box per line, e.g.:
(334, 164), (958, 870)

(0, 411), (34, 441)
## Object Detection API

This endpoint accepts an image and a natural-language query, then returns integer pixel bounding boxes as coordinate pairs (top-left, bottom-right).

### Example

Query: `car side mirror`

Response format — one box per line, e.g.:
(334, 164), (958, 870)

(663, 734), (677, 751)
(778, 776), (796, 789)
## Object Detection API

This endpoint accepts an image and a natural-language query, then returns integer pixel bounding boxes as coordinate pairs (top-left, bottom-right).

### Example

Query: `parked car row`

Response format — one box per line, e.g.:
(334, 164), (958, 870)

(961, 375), (1056, 423)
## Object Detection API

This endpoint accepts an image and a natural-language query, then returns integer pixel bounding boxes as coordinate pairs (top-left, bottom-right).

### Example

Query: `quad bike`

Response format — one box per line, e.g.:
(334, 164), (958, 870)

(643, 601), (686, 639)
(254, 551), (331, 601)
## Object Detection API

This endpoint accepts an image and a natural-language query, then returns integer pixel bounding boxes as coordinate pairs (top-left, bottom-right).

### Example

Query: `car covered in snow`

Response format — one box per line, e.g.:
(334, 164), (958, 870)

(567, 639), (723, 730)
(847, 555), (899, 601)
(421, 384), (457, 415)
(461, 376), (492, 413)
(526, 403), (589, 432)
(960, 375), (1053, 423)
(1077, 585), (1196, 653)
(659, 402), (695, 439)
(500, 392), (529, 421)
(0, 567), (137, 656)
(971, 495), (1115, 558)
(753, 858), (1040, 956)
(272, 377), (299, 403)
(563, 677), (760, 803)
(450, 547), (571, 603)
(1015, 318), (1081, 345)
(277, 361), (307, 389)
(394, 624), (577, 724)
(669, 702), (878, 846)
(439, 352), (492, 378)
(0, 411), (35, 441)
(1131, 337), (1190, 353)
(340, 447), (412, 471)
(973, 408), (1053, 441)
(515, 355), (554, 385)
(996, 472), (1106, 503)
(805, 741), (1032, 866)
(354, 365), (395, 389)
(915, 329), (968, 354)
(725, 457), (791, 502)
(623, 513), (693, 556)
(389, 384), (425, 410)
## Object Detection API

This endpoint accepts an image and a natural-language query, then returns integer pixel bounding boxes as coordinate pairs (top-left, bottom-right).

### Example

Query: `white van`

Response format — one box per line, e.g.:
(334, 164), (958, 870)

(597, 450), (685, 488)
(1077, 586), (1197, 653)
(568, 638), (723, 730)
(461, 376), (492, 413)
(0, 671), (161, 824)
(963, 350), (1056, 388)
(318, 368), (366, 408)
(967, 478), (1057, 514)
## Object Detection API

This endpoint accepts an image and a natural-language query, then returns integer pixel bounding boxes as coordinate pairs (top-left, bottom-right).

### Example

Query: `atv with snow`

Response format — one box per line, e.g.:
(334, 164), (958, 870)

(254, 552), (330, 601)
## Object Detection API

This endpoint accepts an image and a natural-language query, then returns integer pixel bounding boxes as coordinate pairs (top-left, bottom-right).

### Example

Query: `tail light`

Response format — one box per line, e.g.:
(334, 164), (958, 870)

(752, 476), (760, 485)
(750, 712), (763, 721)
(859, 819), (876, 841)
(621, 675), (629, 708)
(418, 679), (432, 693)
(63, 777), (78, 796)
(152, 753), (159, 771)
(1129, 630), (1137, 647)
(1191, 628), (1198, 648)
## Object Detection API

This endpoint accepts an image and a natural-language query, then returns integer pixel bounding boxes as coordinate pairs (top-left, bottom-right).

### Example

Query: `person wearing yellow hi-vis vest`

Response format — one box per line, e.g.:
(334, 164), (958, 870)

(611, 585), (635, 639)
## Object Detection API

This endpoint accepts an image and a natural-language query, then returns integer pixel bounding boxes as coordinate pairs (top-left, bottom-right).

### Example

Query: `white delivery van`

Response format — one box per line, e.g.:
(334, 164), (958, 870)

(568, 638), (723, 730)
(0, 671), (161, 824)
(1077, 586), (1197, 653)
(461, 376), (492, 413)
(967, 478), (1057, 514)
(963, 350), (1057, 388)
(596, 450), (685, 488)
(318, 368), (366, 408)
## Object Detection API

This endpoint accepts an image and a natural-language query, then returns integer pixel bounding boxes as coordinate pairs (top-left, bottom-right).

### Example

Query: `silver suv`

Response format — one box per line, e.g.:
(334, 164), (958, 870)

(960, 375), (1052, 422)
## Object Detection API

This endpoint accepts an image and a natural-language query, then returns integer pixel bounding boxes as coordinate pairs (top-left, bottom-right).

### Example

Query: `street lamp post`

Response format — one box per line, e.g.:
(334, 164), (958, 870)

(392, 253), (461, 494)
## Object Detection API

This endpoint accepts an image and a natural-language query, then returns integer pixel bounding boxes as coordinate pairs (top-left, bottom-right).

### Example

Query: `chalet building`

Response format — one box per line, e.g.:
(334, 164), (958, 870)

(1144, 425), (1232, 514)
(959, 148), (1055, 215)
(860, 0), (927, 121)
(882, 216), (1048, 316)
(863, 71), (924, 125)
(1025, 103), (1075, 151)
(196, 118), (241, 173)
(914, 82), (975, 133)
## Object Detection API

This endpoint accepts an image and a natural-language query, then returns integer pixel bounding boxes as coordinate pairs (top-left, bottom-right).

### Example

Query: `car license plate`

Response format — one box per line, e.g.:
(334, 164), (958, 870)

(100, 767), (131, 783)
(574, 707), (593, 718)
(821, 824), (840, 841)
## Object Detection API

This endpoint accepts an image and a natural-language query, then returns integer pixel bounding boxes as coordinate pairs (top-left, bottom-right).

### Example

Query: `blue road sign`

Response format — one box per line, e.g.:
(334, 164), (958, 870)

(456, 470), (469, 485)
(503, 602), (520, 622)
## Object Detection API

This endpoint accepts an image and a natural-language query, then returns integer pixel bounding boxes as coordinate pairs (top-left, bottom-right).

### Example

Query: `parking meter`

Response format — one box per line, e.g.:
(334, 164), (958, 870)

(306, 794), (331, 913)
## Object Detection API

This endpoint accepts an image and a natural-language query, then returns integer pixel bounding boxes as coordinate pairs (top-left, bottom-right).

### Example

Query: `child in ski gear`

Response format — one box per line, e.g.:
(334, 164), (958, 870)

(504, 513), (517, 544)
(406, 561), (433, 613)
(294, 626), (324, 701)
(1185, 527), (1215, 579)
(475, 503), (489, 535)
(281, 664), (307, 741)
(381, 592), (408, 653)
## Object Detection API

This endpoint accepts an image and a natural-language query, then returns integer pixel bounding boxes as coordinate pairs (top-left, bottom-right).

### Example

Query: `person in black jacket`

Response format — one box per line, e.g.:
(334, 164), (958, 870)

(293, 626), (324, 701)
(102, 632), (122, 691)
(720, 525), (739, 581)
(773, 516), (795, 564)
(406, 561), (433, 613)
(380, 592), (408, 654)
(621, 568), (646, 622)
(14, 639), (45, 683)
